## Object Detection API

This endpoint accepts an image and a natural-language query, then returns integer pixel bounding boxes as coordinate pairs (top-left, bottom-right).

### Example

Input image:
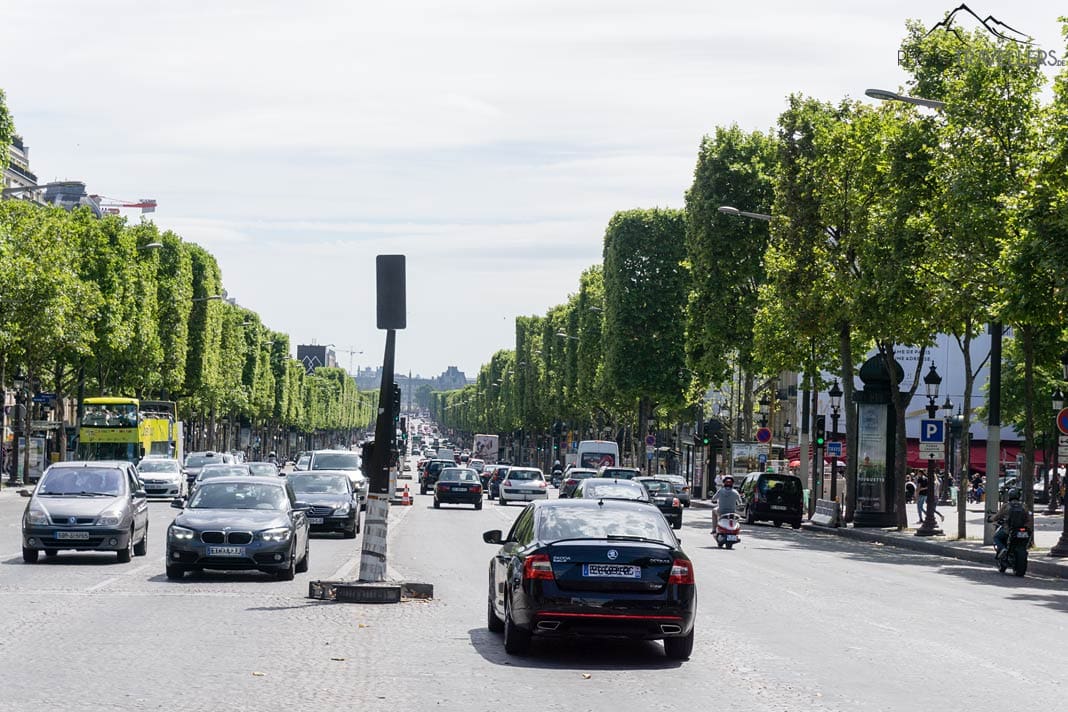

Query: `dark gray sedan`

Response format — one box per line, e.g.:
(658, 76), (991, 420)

(22, 461), (149, 563)
(166, 477), (310, 580)
(286, 472), (360, 537)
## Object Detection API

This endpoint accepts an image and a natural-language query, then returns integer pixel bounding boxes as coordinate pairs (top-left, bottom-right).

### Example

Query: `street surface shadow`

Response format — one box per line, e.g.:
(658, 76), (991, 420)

(145, 569), (280, 584)
(246, 601), (326, 612)
(467, 627), (682, 670)
(1006, 592), (1068, 613)
(2, 553), (127, 566)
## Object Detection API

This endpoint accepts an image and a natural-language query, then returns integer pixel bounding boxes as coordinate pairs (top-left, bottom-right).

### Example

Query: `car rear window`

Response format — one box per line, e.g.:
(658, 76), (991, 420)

(508, 469), (543, 481)
(581, 481), (649, 500)
(537, 506), (673, 543)
(187, 455), (223, 467)
(139, 460), (179, 473)
(760, 476), (802, 497)
(440, 469), (479, 482)
(312, 453), (360, 470)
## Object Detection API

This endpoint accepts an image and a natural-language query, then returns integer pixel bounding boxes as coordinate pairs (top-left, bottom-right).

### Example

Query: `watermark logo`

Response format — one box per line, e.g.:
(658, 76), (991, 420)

(898, 3), (1063, 68)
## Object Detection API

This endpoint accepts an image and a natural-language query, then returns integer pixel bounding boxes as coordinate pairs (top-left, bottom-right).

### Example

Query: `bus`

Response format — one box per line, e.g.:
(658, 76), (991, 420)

(140, 400), (182, 463)
(77, 397), (143, 462)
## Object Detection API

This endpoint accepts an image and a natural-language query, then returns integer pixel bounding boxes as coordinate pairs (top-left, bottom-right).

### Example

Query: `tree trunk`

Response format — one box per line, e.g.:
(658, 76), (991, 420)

(55, 362), (67, 462)
(839, 321), (858, 522)
(1021, 325), (1036, 513)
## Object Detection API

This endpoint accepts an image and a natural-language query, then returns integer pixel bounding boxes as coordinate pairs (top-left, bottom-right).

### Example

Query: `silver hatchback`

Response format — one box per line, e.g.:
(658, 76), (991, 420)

(22, 461), (150, 563)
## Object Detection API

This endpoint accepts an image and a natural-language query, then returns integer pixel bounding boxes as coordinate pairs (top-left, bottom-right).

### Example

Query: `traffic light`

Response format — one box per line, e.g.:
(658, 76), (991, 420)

(391, 384), (402, 422)
(814, 414), (826, 447)
(703, 420), (723, 448)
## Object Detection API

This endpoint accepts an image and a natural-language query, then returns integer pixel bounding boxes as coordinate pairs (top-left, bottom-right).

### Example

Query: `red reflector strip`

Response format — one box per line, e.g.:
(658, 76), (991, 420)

(536, 612), (683, 621)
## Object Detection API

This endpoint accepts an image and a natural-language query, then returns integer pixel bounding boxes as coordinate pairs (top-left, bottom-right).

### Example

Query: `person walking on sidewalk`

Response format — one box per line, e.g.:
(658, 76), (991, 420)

(916, 472), (929, 524)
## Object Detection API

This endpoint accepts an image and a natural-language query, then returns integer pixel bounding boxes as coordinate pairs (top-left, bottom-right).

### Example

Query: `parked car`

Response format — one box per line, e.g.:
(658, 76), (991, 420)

(737, 471), (804, 529)
(498, 467), (549, 505)
(166, 476), (310, 580)
(557, 468), (600, 498)
(247, 461), (282, 477)
(22, 461), (150, 563)
(483, 498), (695, 660)
(571, 477), (652, 503)
(658, 474), (692, 507)
(287, 472), (360, 538)
(420, 459), (458, 495)
(434, 467), (484, 509)
(137, 457), (185, 498)
(636, 477), (684, 529)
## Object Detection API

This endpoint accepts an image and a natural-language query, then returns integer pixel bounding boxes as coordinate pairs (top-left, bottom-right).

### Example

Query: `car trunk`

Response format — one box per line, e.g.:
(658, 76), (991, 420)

(545, 540), (673, 593)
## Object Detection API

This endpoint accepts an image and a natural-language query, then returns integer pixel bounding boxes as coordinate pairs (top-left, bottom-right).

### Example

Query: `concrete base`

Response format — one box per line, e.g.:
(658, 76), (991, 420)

(852, 511), (897, 528)
(308, 579), (434, 603)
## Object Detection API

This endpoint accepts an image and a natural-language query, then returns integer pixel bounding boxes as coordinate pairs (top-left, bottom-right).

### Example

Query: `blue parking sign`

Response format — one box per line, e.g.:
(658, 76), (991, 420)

(920, 419), (944, 443)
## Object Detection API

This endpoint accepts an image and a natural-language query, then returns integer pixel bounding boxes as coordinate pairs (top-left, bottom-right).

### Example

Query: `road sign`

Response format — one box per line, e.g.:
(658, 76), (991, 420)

(30, 420), (60, 430)
(1057, 408), (1068, 435)
(755, 444), (770, 456)
(757, 453), (767, 465)
(645, 434), (656, 447)
(919, 442), (943, 457)
(755, 427), (772, 444)
(826, 441), (842, 457)
(920, 419), (944, 443)
(920, 450), (941, 460)
(1059, 435), (1068, 460)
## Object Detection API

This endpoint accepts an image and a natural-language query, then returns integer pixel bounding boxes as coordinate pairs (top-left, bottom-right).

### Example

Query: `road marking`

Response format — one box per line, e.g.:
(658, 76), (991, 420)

(85, 577), (121, 592)
(84, 562), (156, 592)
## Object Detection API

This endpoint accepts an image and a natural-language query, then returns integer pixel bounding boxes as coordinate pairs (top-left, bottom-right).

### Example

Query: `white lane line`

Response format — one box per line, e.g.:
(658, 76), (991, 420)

(84, 562), (155, 592)
(85, 577), (120, 592)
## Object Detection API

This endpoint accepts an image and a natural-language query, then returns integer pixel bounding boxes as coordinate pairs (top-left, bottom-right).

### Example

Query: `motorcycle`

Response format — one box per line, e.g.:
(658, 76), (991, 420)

(714, 513), (742, 550)
(997, 524), (1031, 577)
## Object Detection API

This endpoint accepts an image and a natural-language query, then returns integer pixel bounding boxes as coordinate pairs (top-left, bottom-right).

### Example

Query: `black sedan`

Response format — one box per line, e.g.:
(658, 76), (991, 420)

(483, 498), (696, 660)
(636, 477), (684, 529)
(434, 468), (483, 509)
(287, 472), (360, 537)
(166, 477), (310, 581)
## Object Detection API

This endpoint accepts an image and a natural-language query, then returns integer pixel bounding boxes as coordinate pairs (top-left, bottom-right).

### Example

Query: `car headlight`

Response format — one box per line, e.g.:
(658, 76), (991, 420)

(26, 506), (50, 526)
(169, 525), (195, 541)
(260, 527), (292, 543)
(97, 510), (124, 527)
(333, 503), (351, 516)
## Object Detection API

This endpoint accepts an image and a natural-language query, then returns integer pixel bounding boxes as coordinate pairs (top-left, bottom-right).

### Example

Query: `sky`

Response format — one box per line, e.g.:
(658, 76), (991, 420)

(2, 1), (1064, 379)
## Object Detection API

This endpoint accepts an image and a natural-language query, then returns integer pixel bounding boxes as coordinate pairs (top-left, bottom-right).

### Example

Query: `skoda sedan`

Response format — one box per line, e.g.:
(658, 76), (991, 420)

(166, 477), (310, 580)
(484, 498), (696, 660)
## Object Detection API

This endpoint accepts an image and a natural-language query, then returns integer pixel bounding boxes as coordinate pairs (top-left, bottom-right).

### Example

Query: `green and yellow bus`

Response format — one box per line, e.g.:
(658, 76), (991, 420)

(77, 397), (182, 463)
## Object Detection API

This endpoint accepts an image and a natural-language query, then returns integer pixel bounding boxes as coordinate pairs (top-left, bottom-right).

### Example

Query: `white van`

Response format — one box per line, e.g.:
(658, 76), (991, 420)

(575, 440), (620, 470)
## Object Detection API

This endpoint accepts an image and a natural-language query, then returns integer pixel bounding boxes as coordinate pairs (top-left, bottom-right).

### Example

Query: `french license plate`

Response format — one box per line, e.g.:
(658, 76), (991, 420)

(583, 564), (640, 578)
(1015, 531), (1030, 539)
(307, 517), (324, 525)
(207, 546), (245, 557)
(771, 505), (787, 510)
(55, 531), (90, 540)
(725, 535), (739, 542)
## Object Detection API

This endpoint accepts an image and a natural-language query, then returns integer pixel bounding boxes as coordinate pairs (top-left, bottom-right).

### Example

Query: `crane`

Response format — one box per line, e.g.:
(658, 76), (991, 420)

(335, 347), (365, 376)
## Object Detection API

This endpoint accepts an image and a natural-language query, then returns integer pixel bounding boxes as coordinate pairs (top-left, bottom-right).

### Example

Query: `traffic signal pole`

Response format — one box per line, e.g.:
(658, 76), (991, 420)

(359, 329), (395, 583)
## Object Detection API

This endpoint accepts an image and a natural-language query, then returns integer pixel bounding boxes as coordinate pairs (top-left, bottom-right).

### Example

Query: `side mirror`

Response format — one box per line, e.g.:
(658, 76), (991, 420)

(293, 502), (311, 511)
(170, 497), (185, 509)
(133, 489), (147, 498)
(482, 529), (503, 545)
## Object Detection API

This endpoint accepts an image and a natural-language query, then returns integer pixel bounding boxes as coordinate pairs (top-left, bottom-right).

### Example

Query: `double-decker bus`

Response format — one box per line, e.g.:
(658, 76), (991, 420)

(139, 400), (182, 463)
(77, 397), (143, 462)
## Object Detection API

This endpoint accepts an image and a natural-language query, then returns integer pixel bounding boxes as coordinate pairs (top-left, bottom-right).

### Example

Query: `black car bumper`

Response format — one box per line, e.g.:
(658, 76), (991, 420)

(167, 540), (293, 571)
(307, 513), (357, 533)
(518, 591), (696, 641)
(24, 525), (131, 552)
(434, 491), (482, 505)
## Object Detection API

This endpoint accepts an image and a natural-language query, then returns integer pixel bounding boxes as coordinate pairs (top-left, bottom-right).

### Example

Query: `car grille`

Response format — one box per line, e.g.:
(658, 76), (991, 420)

(40, 535), (107, 547)
(199, 531), (254, 545)
(309, 506), (334, 517)
(51, 517), (96, 525)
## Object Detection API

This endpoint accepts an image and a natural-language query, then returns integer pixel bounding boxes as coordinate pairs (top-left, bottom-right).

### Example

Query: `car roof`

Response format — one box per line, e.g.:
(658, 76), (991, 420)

(310, 449), (356, 455)
(569, 468), (599, 474)
(50, 460), (129, 469)
(195, 475), (285, 486)
(530, 497), (660, 513)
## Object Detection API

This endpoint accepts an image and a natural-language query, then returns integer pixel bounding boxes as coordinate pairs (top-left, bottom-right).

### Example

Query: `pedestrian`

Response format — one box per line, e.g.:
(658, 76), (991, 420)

(916, 472), (929, 524)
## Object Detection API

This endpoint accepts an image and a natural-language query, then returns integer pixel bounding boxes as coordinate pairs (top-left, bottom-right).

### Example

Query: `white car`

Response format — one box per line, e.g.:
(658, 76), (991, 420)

(137, 457), (184, 498)
(498, 467), (549, 505)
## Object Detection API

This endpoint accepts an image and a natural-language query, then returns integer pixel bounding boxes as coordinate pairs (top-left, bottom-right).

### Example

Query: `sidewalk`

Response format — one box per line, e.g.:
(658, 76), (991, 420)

(693, 498), (1068, 580)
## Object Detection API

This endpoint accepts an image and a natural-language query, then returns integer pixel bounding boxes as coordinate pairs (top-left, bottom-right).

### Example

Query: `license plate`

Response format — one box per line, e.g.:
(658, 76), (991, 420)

(583, 564), (640, 578)
(725, 535), (739, 542)
(55, 531), (90, 540)
(771, 505), (787, 510)
(1015, 531), (1030, 539)
(307, 517), (324, 525)
(207, 546), (245, 556)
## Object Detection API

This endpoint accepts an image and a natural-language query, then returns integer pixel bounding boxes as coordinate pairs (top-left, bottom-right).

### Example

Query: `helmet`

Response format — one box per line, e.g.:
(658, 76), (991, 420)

(554, 460), (561, 466)
(1008, 487), (1021, 501)
(269, 451), (276, 457)
(723, 476), (734, 487)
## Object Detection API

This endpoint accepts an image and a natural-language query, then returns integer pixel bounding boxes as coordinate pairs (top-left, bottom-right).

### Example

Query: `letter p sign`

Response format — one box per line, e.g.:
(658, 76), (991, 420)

(920, 419), (944, 444)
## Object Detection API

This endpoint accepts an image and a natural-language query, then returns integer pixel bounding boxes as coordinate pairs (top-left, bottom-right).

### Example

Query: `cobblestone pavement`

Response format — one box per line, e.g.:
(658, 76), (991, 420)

(1, 488), (1065, 711)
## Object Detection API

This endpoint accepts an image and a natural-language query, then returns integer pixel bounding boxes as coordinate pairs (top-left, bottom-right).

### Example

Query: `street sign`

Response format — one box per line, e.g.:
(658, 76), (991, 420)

(1057, 408), (1068, 435)
(919, 442), (943, 457)
(755, 427), (772, 443)
(755, 444), (770, 455)
(920, 419), (944, 444)
(32, 393), (56, 404)
(757, 453), (767, 465)
(826, 441), (842, 457)
(1059, 435), (1068, 460)
(30, 420), (60, 430)
(645, 434), (656, 447)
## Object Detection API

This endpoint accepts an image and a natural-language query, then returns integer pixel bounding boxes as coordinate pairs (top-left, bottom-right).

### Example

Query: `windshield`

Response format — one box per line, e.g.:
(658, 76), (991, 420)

(138, 460), (179, 473)
(508, 469), (543, 481)
(288, 474), (349, 494)
(311, 453), (360, 470)
(601, 468), (639, 479)
(198, 465), (250, 481)
(187, 482), (289, 510)
(537, 506), (673, 543)
(82, 402), (138, 428)
(186, 454), (223, 468)
(39, 467), (125, 496)
(581, 481), (649, 501)
(440, 469), (479, 483)
(641, 480), (676, 494)
(759, 476), (802, 498)
(248, 463), (279, 476)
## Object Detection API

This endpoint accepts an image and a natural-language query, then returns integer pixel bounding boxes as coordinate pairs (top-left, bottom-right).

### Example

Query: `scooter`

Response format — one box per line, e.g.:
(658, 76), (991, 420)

(714, 513), (742, 549)
(996, 524), (1031, 577)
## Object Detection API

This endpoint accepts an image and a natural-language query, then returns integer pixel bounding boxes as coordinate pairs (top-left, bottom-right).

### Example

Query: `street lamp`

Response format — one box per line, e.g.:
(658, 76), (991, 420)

(1051, 349), (1068, 554)
(864, 88), (946, 110)
(917, 363), (944, 536)
(136, 242), (163, 251)
(828, 379), (843, 502)
(1048, 387), (1065, 513)
(783, 420), (792, 453)
(555, 332), (579, 341)
(191, 294), (223, 303)
(718, 205), (773, 222)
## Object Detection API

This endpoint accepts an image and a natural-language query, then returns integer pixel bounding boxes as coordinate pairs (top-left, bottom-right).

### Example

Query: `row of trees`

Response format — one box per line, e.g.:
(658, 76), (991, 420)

(0, 92), (374, 457)
(434, 21), (1068, 528)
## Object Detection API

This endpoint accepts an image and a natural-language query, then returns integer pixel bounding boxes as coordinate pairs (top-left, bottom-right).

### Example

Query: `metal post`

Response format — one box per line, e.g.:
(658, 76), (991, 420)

(358, 329), (395, 582)
(801, 380), (811, 517)
(830, 408), (841, 502)
(984, 322), (1002, 546)
(917, 398), (944, 536)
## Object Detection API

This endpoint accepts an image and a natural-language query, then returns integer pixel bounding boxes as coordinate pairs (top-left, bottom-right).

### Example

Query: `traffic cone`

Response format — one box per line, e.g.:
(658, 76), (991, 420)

(402, 485), (412, 506)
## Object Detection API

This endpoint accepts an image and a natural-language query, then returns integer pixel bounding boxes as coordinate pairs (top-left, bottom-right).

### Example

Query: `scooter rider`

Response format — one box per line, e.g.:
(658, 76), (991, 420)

(711, 476), (742, 521)
(551, 460), (563, 479)
(267, 451), (278, 465)
(987, 488), (1033, 557)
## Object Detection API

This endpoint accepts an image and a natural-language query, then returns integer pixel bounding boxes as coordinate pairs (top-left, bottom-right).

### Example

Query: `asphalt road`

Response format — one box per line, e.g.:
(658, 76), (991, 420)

(1, 486), (1065, 712)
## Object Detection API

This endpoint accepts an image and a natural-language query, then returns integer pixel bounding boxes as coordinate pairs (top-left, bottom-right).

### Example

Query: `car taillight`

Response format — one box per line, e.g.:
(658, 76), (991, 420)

(668, 558), (694, 585)
(672, 498), (680, 507)
(538, 481), (547, 488)
(523, 554), (554, 581)
(472, 484), (482, 494)
(565, 479), (577, 487)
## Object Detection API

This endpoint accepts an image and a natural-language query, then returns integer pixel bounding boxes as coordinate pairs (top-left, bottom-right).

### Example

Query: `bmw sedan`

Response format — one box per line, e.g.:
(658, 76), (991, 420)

(434, 468), (483, 509)
(484, 498), (695, 660)
(287, 472), (360, 538)
(166, 477), (310, 580)
(22, 461), (150, 563)
(498, 467), (549, 505)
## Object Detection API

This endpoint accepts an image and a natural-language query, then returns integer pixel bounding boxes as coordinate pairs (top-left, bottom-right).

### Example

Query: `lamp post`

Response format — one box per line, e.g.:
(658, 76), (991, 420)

(1047, 386), (1064, 515)
(783, 419), (792, 457)
(829, 379), (843, 503)
(917, 363), (944, 536)
(1051, 349), (1068, 555)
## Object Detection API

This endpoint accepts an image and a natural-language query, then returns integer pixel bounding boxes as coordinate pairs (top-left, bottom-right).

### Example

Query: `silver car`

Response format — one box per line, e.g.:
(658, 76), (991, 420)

(22, 461), (150, 563)
(498, 467), (549, 505)
(137, 457), (185, 498)
(307, 450), (369, 507)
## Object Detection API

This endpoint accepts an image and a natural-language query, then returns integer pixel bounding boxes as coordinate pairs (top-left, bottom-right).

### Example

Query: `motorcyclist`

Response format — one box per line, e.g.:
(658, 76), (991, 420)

(987, 488), (1033, 558)
(711, 476), (742, 522)
(267, 451), (278, 465)
(550, 460), (564, 485)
